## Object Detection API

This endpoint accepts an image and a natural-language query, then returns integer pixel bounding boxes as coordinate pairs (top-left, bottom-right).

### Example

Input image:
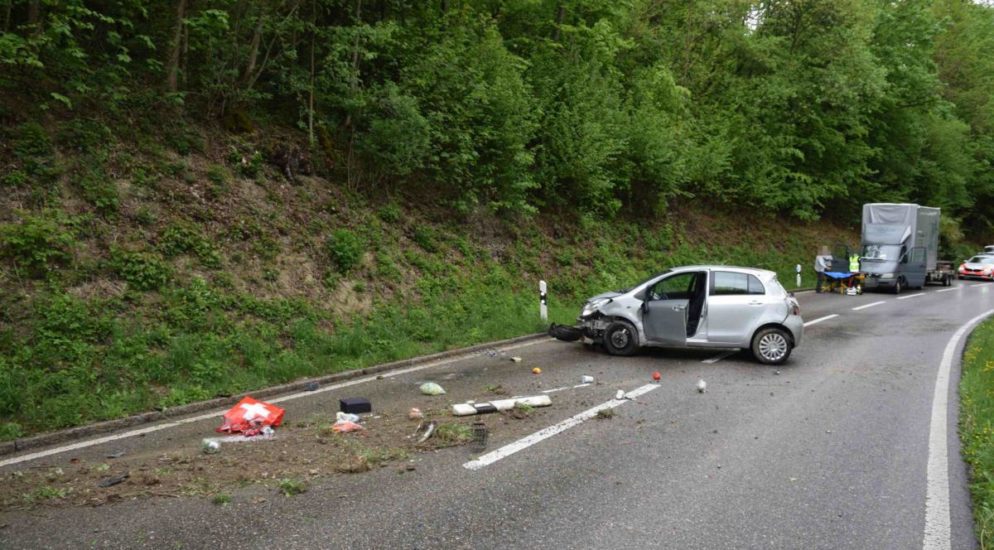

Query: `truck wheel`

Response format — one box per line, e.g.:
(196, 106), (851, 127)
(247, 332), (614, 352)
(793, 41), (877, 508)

(893, 278), (903, 295)
(944, 275), (951, 287)
(604, 321), (638, 356)
(751, 327), (792, 365)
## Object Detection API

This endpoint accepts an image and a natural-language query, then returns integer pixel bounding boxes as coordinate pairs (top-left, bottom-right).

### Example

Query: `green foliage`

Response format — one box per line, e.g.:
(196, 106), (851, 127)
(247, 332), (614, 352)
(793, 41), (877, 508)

(277, 478), (307, 497)
(78, 167), (120, 214)
(959, 319), (994, 545)
(327, 229), (364, 273)
(111, 250), (172, 291)
(159, 225), (222, 269)
(0, 211), (75, 276)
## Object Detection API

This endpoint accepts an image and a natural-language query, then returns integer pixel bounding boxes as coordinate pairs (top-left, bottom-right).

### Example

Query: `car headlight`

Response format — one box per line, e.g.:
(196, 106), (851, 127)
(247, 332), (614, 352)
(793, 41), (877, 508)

(581, 298), (610, 317)
(880, 273), (895, 279)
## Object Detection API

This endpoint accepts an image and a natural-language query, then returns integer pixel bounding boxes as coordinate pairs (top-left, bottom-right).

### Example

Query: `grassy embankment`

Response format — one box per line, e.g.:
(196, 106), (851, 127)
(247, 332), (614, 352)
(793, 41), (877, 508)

(960, 318), (994, 547)
(0, 119), (856, 440)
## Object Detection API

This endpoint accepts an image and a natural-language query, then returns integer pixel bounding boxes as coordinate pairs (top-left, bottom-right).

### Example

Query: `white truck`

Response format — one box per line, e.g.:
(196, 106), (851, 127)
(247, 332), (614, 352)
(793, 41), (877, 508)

(860, 203), (952, 293)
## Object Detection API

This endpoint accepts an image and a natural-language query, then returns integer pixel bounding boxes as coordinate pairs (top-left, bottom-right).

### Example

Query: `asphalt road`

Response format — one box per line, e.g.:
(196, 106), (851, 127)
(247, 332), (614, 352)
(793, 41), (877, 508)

(3, 280), (994, 549)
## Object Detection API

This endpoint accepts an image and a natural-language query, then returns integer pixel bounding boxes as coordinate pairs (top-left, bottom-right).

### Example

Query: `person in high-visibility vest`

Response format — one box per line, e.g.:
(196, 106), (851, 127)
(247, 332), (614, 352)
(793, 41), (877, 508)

(849, 253), (860, 273)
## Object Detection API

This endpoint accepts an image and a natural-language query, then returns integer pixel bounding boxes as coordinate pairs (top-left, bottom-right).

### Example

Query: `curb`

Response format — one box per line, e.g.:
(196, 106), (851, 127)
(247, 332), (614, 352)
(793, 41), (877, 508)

(5, 332), (550, 457)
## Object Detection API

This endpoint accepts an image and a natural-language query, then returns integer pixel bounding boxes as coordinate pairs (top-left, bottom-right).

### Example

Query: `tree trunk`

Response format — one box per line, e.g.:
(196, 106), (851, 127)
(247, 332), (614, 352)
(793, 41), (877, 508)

(166, 0), (188, 92)
(3, 0), (12, 33)
(308, 0), (316, 146)
(553, 4), (565, 41)
(242, 15), (264, 87)
(343, 0), (362, 129)
(27, 0), (39, 27)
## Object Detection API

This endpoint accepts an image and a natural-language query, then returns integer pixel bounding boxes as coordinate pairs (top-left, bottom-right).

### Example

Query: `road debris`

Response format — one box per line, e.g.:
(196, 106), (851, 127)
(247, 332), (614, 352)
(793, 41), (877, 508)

(581, 375), (594, 384)
(339, 397), (372, 414)
(532, 367), (542, 375)
(336, 412), (361, 423)
(420, 382), (446, 396)
(202, 439), (221, 454)
(217, 397), (285, 435)
(414, 421), (437, 443)
(331, 420), (365, 433)
(97, 474), (129, 488)
(697, 379), (707, 393)
(510, 357), (523, 363)
(615, 389), (625, 400)
(304, 381), (320, 391)
(471, 422), (488, 452)
(408, 407), (423, 420)
(652, 371), (661, 382)
(548, 323), (583, 342)
(451, 395), (552, 416)
(106, 450), (126, 459)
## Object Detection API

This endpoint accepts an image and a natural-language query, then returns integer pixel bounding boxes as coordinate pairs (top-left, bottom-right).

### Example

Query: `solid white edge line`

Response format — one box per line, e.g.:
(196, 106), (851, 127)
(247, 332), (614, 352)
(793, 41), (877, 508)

(803, 314), (839, 327)
(852, 301), (886, 311)
(463, 383), (660, 471)
(702, 350), (736, 364)
(923, 308), (994, 550)
(0, 338), (547, 469)
(898, 293), (926, 300)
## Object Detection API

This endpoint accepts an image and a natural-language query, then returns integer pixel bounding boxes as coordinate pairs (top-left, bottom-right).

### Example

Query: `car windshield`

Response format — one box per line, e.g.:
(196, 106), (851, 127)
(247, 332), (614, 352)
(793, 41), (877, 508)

(862, 244), (902, 261)
(619, 270), (672, 293)
(968, 256), (994, 264)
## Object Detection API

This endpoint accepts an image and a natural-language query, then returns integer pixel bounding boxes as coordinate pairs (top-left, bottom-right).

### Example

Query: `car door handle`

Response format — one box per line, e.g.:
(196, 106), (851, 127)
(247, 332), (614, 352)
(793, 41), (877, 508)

(672, 305), (686, 311)
(748, 301), (764, 306)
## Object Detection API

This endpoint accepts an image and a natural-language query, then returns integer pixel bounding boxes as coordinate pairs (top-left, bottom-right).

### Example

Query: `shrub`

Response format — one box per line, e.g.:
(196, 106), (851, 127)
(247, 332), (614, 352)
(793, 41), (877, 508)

(377, 202), (402, 224)
(159, 225), (222, 269)
(0, 212), (75, 276)
(110, 250), (172, 291)
(412, 226), (438, 253)
(57, 119), (112, 154)
(78, 167), (120, 214)
(327, 229), (364, 273)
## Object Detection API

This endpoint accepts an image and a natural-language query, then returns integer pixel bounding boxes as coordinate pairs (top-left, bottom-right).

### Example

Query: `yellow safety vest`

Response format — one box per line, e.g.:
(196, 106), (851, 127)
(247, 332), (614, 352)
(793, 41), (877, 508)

(849, 255), (860, 272)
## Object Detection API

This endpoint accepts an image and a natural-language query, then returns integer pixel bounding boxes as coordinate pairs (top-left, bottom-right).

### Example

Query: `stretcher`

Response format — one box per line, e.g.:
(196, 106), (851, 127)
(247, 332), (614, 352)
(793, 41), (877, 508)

(823, 271), (864, 295)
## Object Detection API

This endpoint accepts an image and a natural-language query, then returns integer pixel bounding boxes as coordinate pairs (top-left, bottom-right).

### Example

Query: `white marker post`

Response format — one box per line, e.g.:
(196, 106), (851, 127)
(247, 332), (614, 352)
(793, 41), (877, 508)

(539, 280), (548, 322)
(795, 264), (802, 288)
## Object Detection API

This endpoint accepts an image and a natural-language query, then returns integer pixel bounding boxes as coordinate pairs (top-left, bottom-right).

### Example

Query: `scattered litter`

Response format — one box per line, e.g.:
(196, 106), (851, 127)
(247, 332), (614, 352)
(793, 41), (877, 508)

(697, 379), (707, 393)
(420, 382), (446, 396)
(471, 421), (489, 452)
(615, 390), (625, 400)
(451, 395), (552, 416)
(415, 421), (437, 443)
(510, 357), (522, 363)
(483, 348), (506, 358)
(340, 397), (372, 414)
(261, 426), (275, 437)
(652, 371), (661, 382)
(216, 396), (285, 436)
(532, 367), (542, 375)
(202, 439), (221, 454)
(581, 375), (594, 384)
(97, 474), (129, 488)
(408, 407), (423, 420)
(304, 381), (320, 391)
(405, 463), (417, 471)
(336, 412), (361, 423)
(106, 450), (126, 459)
(332, 421), (365, 433)
(774, 370), (781, 376)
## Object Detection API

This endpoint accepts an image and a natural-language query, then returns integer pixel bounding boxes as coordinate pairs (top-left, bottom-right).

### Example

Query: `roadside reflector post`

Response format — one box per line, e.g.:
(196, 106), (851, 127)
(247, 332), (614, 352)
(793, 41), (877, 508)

(539, 280), (548, 322)
(795, 264), (802, 288)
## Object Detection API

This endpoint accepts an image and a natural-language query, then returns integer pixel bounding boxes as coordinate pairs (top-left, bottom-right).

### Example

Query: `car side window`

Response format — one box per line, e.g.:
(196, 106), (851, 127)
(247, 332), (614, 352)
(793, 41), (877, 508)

(747, 275), (766, 295)
(711, 271), (752, 296)
(648, 272), (697, 300)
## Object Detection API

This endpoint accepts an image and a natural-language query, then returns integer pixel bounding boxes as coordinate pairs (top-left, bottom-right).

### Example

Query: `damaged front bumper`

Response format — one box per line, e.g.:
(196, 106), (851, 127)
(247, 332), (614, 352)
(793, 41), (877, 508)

(578, 313), (608, 343)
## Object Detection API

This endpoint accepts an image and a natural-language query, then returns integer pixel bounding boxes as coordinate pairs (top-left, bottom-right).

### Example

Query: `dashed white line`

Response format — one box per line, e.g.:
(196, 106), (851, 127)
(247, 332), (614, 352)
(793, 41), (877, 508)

(898, 293), (925, 300)
(923, 308), (994, 550)
(0, 338), (548, 469)
(464, 383), (660, 470)
(803, 314), (839, 327)
(936, 288), (958, 293)
(702, 350), (737, 364)
(852, 301), (886, 311)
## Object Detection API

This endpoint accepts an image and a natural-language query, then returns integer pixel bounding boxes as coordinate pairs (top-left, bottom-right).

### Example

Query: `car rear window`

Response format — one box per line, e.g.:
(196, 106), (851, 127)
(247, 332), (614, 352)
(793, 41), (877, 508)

(711, 271), (765, 296)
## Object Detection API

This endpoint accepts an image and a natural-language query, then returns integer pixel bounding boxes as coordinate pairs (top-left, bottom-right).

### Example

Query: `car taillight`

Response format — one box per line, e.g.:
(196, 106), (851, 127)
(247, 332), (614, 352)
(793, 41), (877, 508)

(791, 302), (800, 315)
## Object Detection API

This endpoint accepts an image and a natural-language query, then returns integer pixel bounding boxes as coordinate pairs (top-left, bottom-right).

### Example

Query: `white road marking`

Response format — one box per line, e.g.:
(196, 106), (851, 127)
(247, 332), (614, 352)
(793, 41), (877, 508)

(923, 308), (994, 550)
(702, 350), (736, 364)
(542, 383), (591, 394)
(464, 383), (660, 470)
(852, 301), (886, 311)
(898, 293), (925, 300)
(969, 283), (988, 287)
(803, 314), (839, 327)
(936, 288), (958, 293)
(0, 338), (547, 469)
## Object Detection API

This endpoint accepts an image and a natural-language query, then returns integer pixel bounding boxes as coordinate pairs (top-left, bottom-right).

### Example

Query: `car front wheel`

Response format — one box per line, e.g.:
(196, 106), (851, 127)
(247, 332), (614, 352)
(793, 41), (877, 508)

(604, 321), (638, 356)
(751, 327), (792, 365)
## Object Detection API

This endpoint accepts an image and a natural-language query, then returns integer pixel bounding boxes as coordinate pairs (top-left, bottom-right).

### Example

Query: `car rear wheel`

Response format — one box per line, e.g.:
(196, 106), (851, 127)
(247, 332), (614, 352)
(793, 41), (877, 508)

(604, 321), (638, 356)
(751, 327), (792, 365)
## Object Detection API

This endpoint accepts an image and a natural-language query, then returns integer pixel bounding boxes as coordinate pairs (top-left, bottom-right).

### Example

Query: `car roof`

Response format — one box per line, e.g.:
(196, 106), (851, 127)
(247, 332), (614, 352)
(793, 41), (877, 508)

(670, 265), (778, 279)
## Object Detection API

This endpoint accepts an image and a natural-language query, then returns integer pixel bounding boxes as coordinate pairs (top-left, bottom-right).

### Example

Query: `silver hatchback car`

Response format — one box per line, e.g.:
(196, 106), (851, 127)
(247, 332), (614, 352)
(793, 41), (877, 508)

(578, 266), (803, 364)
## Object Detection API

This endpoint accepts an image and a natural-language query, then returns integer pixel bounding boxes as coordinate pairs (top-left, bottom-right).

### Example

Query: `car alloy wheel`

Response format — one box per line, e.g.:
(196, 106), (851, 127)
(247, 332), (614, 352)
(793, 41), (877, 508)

(610, 326), (630, 349)
(752, 328), (791, 365)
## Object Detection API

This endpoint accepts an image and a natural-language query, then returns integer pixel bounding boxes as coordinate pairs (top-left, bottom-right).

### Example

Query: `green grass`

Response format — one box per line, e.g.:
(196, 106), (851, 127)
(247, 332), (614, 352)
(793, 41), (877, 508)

(960, 318), (994, 547)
